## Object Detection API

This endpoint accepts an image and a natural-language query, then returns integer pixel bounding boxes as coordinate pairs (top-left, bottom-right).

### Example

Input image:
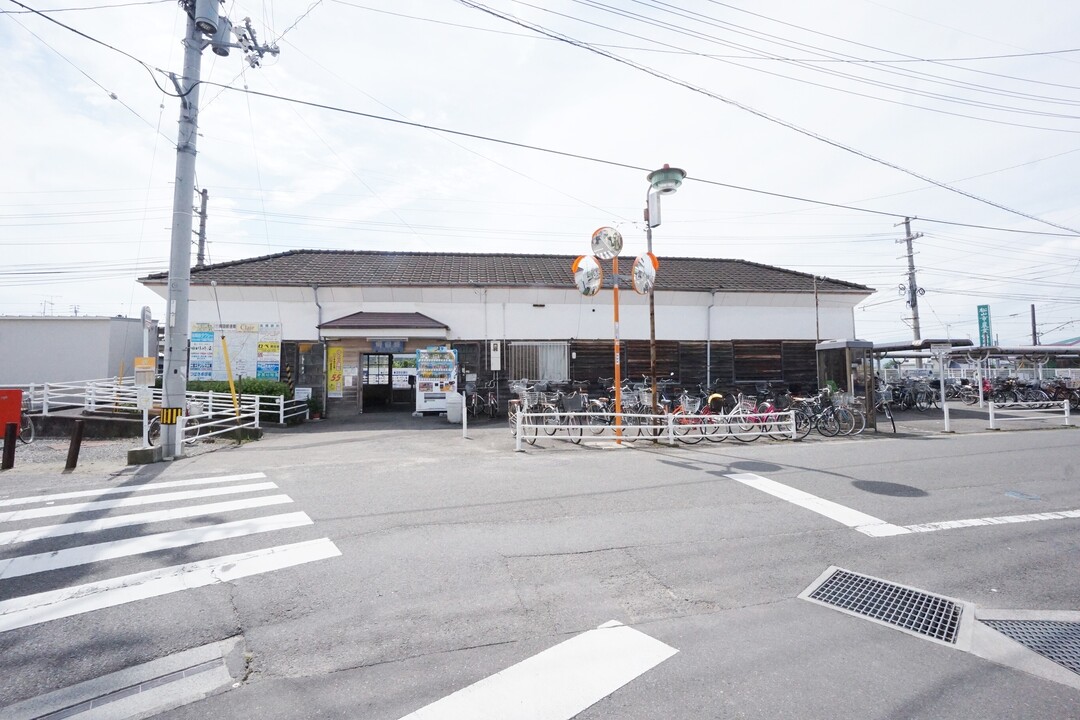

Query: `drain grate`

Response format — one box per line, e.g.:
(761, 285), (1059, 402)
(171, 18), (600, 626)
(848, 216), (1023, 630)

(809, 569), (962, 644)
(981, 620), (1080, 676)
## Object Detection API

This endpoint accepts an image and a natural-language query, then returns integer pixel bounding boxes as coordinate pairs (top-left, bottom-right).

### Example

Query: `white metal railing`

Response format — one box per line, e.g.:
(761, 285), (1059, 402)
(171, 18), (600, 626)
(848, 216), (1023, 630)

(987, 400), (1071, 430)
(511, 409), (798, 450)
(11, 377), (310, 425)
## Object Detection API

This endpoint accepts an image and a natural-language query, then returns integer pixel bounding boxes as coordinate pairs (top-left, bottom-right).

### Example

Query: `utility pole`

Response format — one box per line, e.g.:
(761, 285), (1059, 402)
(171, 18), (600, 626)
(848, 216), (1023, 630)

(1031, 304), (1038, 345)
(896, 217), (924, 367)
(195, 188), (209, 268)
(161, 1), (278, 457)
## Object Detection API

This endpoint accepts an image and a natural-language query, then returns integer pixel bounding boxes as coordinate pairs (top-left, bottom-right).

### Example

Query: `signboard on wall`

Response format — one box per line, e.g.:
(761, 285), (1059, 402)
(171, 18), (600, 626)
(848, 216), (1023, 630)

(328, 346), (344, 398)
(189, 322), (282, 381)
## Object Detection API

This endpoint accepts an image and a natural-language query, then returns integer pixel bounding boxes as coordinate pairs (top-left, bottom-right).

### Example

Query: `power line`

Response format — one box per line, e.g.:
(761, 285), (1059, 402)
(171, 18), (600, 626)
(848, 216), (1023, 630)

(455, 0), (1080, 235)
(0, 0), (169, 13)
(198, 79), (1080, 239)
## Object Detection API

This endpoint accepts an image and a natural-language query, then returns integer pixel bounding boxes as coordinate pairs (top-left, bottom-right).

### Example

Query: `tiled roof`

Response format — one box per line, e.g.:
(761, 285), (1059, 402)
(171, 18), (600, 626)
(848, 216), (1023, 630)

(139, 250), (872, 294)
(319, 312), (447, 330)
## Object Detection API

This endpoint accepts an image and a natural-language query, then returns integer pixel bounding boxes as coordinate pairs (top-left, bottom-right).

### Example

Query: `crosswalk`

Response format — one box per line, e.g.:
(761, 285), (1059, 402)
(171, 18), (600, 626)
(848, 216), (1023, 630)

(0, 472), (341, 633)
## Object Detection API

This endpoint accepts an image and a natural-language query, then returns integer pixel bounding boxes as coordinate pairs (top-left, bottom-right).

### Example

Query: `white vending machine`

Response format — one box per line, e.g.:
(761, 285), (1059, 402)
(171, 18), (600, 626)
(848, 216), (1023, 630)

(414, 346), (458, 414)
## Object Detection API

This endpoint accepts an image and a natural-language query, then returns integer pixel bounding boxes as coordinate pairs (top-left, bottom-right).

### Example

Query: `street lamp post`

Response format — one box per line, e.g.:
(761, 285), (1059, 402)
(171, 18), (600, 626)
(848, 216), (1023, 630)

(644, 164), (686, 415)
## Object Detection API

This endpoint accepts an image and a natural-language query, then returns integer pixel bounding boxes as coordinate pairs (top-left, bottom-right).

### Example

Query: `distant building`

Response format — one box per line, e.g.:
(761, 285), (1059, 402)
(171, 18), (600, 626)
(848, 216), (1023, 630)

(139, 250), (873, 414)
(0, 316), (156, 385)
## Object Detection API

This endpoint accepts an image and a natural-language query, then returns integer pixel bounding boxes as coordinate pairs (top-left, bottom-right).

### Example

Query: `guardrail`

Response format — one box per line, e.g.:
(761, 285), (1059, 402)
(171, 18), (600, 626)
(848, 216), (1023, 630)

(987, 400), (1071, 430)
(11, 377), (310, 430)
(512, 410), (797, 450)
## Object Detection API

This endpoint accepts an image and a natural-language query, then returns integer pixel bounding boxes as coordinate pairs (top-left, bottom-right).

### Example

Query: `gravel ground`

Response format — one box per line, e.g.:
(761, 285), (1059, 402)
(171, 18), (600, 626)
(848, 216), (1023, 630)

(0, 435), (225, 477)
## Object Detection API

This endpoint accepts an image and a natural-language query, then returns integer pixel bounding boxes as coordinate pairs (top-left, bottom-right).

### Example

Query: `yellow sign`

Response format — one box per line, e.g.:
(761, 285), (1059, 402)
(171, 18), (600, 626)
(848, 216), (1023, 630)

(160, 407), (182, 425)
(328, 346), (344, 398)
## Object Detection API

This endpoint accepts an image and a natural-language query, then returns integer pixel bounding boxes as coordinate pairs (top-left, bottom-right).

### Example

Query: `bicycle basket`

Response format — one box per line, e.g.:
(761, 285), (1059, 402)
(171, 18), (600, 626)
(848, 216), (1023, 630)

(562, 394), (586, 412)
(523, 391), (543, 408)
(681, 396), (702, 413)
(831, 392), (854, 407)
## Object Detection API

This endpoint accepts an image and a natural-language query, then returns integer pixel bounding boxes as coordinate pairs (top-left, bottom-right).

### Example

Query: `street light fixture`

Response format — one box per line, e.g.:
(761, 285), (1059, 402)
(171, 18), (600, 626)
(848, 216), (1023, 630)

(644, 164), (686, 415)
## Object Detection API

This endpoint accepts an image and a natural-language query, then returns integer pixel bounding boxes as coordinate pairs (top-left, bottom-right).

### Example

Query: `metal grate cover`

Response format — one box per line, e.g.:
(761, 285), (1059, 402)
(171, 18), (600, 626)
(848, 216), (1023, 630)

(981, 620), (1080, 675)
(809, 569), (963, 644)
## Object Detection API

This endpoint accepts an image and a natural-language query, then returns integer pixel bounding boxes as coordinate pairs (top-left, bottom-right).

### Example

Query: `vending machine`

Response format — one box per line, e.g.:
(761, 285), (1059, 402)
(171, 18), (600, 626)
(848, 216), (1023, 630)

(414, 346), (458, 413)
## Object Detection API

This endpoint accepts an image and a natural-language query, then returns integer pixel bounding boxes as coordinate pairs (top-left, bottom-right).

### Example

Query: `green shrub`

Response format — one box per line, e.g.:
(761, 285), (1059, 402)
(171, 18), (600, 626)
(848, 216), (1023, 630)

(185, 379), (293, 399)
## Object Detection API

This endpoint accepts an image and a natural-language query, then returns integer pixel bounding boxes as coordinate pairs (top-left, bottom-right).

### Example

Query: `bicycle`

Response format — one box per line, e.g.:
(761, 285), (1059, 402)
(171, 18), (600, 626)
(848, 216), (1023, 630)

(466, 379), (499, 419)
(18, 401), (35, 444)
(147, 400), (206, 447)
(873, 386), (896, 433)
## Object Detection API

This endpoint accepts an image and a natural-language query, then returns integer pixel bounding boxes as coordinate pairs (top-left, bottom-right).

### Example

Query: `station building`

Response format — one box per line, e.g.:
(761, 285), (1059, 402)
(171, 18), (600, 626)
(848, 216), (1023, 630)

(139, 249), (873, 415)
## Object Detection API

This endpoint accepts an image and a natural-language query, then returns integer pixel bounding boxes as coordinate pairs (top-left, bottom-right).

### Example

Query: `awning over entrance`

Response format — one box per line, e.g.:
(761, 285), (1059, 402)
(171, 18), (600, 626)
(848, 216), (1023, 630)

(318, 311), (449, 341)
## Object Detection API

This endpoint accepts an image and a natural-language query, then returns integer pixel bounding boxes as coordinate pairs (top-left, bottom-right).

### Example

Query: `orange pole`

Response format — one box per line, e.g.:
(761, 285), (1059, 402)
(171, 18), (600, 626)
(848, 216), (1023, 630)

(613, 255), (623, 442)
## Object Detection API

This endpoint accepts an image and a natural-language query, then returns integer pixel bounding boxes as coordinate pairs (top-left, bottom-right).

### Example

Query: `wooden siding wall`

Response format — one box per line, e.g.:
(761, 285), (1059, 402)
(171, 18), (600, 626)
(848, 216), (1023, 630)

(442, 338), (818, 393)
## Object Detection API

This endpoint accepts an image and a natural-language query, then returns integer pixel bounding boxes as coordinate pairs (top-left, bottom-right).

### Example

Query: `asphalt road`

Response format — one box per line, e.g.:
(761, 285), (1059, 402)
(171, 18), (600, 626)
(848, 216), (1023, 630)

(1, 413), (1078, 719)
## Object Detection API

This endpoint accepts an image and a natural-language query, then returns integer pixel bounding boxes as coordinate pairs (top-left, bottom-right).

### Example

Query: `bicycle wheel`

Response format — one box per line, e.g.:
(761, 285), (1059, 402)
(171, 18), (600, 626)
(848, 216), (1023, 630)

(880, 402), (896, 433)
(567, 415), (583, 444)
(542, 407), (560, 436)
(703, 412), (729, 442)
(523, 411), (539, 445)
(913, 391), (932, 412)
(487, 394), (498, 419)
(147, 416), (161, 445)
(848, 408), (867, 435)
(18, 413), (35, 444)
(792, 407), (813, 440)
(731, 405), (760, 443)
(817, 409), (841, 437)
(834, 407), (856, 435)
(759, 403), (790, 440)
(586, 401), (609, 435)
(673, 412), (704, 444)
(507, 402), (520, 437)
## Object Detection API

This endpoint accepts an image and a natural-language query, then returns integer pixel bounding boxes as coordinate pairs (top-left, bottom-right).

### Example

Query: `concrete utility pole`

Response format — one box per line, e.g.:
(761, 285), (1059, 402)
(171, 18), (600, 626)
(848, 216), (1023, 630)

(896, 217), (924, 367)
(195, 188), (209, 268)
(161, 1), (278, 456)
(1031, 304), (1038, 345)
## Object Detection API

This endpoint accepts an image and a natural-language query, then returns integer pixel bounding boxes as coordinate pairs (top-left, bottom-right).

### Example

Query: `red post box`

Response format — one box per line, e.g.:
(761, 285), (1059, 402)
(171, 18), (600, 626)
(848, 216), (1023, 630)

(0, 389), (23, 428)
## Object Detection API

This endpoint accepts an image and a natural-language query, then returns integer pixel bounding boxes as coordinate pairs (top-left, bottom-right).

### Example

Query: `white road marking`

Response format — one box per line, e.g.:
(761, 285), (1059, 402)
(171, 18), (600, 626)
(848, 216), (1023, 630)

(0, 473), (268, 507)
(0, 512), (313, 579)
(0, 538), (341, 633)
(725, 473), (911, 537)
(0, 482), (279, 523)
(398, 620), (677, 720)
(0, 495), (294, 546)
(905, 509), (1080, 533)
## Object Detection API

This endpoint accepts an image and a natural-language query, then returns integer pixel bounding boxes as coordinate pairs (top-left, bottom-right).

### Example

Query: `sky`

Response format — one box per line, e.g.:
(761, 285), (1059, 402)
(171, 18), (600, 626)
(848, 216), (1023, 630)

(2, 0), (1079, 346)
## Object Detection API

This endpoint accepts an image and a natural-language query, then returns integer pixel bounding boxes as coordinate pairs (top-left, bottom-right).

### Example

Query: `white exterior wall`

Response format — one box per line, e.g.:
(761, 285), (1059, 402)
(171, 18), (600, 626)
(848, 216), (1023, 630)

(0, 317), (151, 384)
(182, 285), (860, 342)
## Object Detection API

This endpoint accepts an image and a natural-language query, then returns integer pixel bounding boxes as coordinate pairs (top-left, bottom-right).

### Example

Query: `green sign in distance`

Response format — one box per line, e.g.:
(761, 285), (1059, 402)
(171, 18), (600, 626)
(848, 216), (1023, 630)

(977, 304), (992, 346)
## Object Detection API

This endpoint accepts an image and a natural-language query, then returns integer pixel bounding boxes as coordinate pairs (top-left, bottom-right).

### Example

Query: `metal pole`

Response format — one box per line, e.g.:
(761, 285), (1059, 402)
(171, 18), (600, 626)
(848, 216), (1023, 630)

(196, 188), (209, 268)
(646, 220), (658, 417)
(161, 13), (205, 454)
(897, 218), (924, 368)
(613, 255), (623, 443)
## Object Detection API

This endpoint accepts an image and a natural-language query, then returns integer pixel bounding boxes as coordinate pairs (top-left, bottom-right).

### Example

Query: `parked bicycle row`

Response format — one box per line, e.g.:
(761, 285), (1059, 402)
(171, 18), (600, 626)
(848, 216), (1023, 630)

(501, 378), (878, 445)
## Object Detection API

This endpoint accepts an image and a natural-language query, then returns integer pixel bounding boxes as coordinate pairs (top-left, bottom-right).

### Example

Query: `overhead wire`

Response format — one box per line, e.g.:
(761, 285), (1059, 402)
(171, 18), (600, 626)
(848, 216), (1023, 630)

(455, 0), (1080, 235)
(197, 79), (1080, 239)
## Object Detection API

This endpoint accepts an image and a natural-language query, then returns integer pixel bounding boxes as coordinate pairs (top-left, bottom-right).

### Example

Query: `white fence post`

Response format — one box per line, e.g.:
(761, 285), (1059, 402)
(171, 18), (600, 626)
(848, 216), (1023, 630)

(943, 401), (952, 433)
(279, 395), (285, 425)
(43, 384), (50, 416)
(666, 412), (675, 446)
(515, 409), (523, 452)
(1064, 400), (1071, 427)
(988, 401), (997, 430)
(462, 391), (468, 439)
(253, 399), (260, 429)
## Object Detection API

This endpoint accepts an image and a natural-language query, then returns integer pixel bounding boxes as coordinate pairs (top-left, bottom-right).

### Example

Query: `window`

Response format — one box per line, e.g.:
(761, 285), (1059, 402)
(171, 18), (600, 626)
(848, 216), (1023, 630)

(507, 342), (568, 381)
